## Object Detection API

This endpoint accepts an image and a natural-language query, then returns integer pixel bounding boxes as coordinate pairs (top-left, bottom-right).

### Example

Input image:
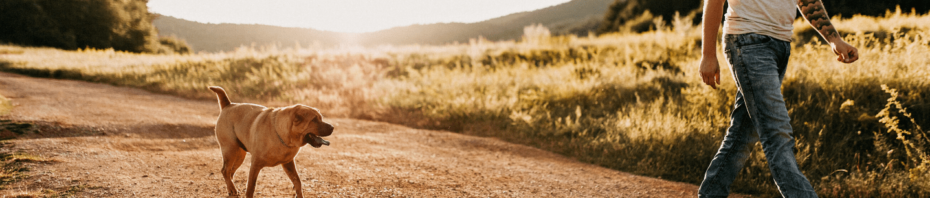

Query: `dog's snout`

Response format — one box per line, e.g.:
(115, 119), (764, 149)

(319, 123), (334, 136)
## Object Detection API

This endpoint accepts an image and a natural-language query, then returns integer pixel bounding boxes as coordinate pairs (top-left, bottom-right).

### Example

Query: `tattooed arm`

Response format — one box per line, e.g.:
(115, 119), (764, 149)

(798, 0), (859, 63)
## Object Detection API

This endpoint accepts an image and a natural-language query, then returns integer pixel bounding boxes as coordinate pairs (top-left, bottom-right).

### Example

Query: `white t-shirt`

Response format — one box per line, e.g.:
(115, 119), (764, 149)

(723, 0), (797, 42)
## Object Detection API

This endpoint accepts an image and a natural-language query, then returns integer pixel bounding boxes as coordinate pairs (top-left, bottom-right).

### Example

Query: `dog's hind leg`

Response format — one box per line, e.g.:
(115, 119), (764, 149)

(282, 160), (304, 198)
(221, 147), (246, 197)
(245, 160), (265, 198)
(216, 119), (246, 197)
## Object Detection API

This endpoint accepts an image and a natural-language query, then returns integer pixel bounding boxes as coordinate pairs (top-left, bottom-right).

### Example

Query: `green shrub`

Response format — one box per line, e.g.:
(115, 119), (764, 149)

(158, 36), (191, 54)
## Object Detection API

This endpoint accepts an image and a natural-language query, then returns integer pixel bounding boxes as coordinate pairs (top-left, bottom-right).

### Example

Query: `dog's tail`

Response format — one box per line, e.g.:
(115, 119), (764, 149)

(208, 86), (231, 109)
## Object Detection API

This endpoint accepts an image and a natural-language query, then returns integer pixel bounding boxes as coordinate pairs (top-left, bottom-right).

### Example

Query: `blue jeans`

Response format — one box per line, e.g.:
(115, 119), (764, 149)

(698, 34), (817, 198)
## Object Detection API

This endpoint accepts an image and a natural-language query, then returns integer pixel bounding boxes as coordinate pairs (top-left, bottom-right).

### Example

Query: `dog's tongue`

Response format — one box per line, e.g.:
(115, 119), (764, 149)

(308, 136), (330, 148)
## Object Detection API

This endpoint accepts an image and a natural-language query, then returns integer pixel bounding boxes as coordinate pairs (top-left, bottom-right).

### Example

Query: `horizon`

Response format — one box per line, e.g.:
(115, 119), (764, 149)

(147, 0), (572, 33)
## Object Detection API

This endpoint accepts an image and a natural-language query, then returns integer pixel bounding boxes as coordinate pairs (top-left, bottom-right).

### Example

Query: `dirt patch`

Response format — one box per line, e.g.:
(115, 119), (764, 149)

(0, 72), (716, 197)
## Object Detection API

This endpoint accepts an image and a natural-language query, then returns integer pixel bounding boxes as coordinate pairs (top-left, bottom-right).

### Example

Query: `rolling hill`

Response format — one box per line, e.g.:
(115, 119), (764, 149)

(152, 15), (348, 52)
(358, 0), (614, 46)
(153, 0), (615, 52)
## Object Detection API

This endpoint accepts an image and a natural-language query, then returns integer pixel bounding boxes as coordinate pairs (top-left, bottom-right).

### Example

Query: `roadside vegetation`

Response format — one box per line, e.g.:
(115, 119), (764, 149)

(1, 9), (928, 197)
(0, 95), (10, 116)
(0, 120), (57, 195)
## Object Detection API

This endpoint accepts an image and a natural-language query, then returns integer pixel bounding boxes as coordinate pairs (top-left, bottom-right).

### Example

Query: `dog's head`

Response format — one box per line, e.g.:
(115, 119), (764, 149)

(273, 105), (334, 147)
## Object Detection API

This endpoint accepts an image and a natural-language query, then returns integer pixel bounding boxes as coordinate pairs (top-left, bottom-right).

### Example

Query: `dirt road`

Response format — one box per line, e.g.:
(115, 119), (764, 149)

(0, 72), (706, 197)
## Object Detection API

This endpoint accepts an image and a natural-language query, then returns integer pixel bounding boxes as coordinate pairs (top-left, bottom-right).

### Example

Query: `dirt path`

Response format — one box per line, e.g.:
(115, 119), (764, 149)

(0, 72), (708, 197)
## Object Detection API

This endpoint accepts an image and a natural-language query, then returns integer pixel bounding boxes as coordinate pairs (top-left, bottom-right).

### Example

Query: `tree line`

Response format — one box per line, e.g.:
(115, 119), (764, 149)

(0, 0), (189, 54)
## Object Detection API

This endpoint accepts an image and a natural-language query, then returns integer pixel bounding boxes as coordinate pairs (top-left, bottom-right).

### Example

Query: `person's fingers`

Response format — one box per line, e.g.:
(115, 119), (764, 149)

(715, 71), (720, 85)
(843, 49), (855, 63)
(704, 76), (713, 88)
(835, 47), (843, 62)
(701, 73), (715, 89)
(839, 51), (849, 63)
(851, 48), (859, 61)
(699, 60), (720, 89)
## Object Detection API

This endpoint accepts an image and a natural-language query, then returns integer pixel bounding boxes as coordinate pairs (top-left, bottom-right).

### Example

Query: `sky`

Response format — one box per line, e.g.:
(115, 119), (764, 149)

(148, 0), (572, 33)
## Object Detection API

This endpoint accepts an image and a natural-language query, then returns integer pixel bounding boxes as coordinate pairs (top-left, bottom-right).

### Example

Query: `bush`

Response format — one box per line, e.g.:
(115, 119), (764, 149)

(597, 0), (701, 34)
(158, 36), (191, 54)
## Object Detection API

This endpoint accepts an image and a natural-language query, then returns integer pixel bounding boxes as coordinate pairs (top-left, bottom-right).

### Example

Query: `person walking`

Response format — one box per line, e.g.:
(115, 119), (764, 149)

(698, 0), (859, 197)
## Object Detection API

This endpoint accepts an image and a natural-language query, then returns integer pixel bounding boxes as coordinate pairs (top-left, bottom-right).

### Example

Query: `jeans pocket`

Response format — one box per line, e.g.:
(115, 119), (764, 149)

(736, 35), (779, 76)
(740, 46), (780, 76)
(737, 33), (772, 48)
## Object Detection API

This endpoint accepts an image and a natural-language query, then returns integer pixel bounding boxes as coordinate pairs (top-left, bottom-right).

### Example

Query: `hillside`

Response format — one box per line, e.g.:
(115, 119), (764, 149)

(359, 0), (614, 45)
(153, 0), (614, 52)
(152, 15), (348, 52)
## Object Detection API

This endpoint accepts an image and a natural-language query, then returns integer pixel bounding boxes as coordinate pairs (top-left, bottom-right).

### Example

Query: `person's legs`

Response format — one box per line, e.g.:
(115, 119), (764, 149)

(728, 33), (817, 197)
(698, 91), (760, 198)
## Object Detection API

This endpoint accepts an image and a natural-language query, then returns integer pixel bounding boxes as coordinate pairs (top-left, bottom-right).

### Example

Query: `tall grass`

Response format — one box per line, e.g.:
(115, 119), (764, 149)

(1, 10), (929, 197)
(0, 95), (10, 116)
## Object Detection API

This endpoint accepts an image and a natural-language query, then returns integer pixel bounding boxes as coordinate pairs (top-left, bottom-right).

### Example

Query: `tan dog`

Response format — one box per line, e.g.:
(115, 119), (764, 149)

(209, 86), (333, 198)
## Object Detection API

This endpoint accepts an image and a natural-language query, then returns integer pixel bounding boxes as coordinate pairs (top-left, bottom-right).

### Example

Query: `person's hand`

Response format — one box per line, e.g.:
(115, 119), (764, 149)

(699, 55), (721, 89)
(830, 38), (859, 63)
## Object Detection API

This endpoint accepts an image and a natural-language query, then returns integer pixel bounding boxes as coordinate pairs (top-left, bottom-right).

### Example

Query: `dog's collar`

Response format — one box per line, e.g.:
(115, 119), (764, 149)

(275, 131), (298, 148)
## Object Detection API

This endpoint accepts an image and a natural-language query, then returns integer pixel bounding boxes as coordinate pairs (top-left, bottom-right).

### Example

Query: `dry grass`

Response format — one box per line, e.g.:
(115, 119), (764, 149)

(0, 146), (55, 191)
(1, 10), (929, 197)
(0, 95), (11, 116)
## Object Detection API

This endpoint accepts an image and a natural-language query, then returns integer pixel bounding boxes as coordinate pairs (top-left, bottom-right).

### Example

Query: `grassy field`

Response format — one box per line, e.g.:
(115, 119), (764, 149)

(2, 9), (929, 197)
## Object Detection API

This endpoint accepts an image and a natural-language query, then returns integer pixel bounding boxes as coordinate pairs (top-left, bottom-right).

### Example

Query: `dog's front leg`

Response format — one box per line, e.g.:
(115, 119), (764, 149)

(281, 161), (303, 198)
(245, 160), (265, 198)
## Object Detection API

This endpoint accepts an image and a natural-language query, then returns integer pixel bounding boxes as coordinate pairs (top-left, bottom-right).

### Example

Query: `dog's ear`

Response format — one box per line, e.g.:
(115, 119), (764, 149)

(291, 105), (317, 127)
(273, 105), (304, 147)
(293, 112), (305, 124)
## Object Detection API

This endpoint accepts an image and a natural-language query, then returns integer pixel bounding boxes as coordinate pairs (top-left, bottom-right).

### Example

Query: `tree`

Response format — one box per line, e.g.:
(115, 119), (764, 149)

(0, 0), (189, 53)
(597, 0), (701, 34)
